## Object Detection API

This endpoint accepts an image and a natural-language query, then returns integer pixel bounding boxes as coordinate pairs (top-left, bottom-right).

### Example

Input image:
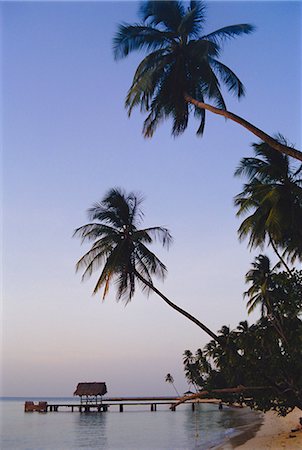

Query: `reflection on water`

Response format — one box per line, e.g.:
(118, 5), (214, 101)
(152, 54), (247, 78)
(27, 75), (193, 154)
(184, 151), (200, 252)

(75, 412), (108, 448)
(0, 399), (261, 450)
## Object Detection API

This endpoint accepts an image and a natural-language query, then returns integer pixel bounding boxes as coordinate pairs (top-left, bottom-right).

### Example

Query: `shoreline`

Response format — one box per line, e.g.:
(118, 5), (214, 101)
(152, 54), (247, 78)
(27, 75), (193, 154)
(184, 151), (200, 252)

(231, 407), (302, 449)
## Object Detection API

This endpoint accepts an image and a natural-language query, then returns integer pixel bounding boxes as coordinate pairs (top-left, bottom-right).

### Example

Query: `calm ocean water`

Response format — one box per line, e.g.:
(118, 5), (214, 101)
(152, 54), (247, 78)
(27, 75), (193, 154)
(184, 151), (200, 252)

(0, 398), (261, 449)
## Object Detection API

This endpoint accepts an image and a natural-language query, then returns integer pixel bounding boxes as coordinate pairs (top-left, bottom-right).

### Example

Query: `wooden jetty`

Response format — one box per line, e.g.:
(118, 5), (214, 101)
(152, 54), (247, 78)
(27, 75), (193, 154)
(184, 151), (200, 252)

(24, 382), (203, 413)
(24, 396), (199, 413)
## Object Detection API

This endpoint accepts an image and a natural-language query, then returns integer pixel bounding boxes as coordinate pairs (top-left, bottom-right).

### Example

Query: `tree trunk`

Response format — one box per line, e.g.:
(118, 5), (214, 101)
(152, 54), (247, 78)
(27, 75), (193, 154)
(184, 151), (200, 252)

(184, 94), (302, 162)
(269, 236), (293, 275)
(134, 270), (220, 342)
(171, 385), (272, 409)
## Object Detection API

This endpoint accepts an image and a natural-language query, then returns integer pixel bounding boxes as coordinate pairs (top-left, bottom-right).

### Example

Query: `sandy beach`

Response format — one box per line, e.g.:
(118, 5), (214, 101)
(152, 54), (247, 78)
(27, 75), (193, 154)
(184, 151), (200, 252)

(235, 408), (302, 449)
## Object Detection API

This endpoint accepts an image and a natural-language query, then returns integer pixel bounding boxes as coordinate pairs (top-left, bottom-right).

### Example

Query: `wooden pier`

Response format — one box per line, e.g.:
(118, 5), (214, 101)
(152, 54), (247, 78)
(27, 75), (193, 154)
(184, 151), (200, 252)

(25, 396), (198, 413)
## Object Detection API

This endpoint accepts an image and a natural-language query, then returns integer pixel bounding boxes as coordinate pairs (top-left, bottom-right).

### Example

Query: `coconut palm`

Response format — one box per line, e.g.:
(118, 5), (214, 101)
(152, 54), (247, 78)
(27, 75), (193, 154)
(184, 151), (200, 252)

(203, 326), (241, 385)
(244, 255), (274, 316)
(183, 350), (199, 390)
(113, 1), (302, 161)
(195, 348), (211, 375)
(244, 255), (287, 342)
(234, 139), (302, 267)
(74, 187), (219, 342)
(165, 373), (180, 396)
(183, 349), (194, 367)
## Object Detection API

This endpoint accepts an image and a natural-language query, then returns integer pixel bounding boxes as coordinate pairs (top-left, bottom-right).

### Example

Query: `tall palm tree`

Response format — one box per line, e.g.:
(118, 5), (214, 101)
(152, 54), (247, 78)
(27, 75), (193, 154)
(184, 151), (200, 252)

(183, 349), (194, 367)
(234, 139), (302, 267)
(204, 325), (241, 385)
(183, 350), (199, 390)
(113, 1), (302, 161)
(165, 373), (180, 396)
(244, 255), (287, 342)
(74, 187), (219, 342)
(244, 255), (274, 316)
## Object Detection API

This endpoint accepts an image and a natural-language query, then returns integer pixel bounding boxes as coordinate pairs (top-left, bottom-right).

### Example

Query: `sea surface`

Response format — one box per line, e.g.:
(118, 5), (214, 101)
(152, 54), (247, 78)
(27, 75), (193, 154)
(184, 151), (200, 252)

(0, 397), (262, 449)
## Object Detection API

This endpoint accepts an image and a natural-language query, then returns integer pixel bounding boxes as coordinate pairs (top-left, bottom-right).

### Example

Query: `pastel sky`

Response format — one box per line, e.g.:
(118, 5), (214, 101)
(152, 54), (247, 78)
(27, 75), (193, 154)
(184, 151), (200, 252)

(2, 1), (301, 397)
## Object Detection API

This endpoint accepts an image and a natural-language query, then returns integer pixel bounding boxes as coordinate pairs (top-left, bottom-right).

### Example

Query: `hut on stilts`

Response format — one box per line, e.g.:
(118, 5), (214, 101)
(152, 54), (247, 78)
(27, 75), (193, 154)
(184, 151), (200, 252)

(73, 382), (107, 405)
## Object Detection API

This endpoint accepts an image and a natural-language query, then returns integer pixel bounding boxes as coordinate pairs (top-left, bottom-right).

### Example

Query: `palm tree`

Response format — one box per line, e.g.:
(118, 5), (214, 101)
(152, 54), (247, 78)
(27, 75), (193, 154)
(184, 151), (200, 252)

(183, 350), (199, 390)
(165, 373), (180, 396)
(195, 348), (211, 375)
(203, 325), (241, 385)
(234, 139), (302, 267)
(244, 255), (287, 342)
(244, 255), (274, 316)
(183, 349), (194, 367)
(74, 187), (219, 342)
(113, 1), (302, 161)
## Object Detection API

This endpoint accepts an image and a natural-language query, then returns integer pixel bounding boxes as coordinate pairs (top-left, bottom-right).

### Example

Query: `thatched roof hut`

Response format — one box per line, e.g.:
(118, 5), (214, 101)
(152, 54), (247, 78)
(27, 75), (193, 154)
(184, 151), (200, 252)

(74, 382), (107, 396)
(74, 382), (107, 404)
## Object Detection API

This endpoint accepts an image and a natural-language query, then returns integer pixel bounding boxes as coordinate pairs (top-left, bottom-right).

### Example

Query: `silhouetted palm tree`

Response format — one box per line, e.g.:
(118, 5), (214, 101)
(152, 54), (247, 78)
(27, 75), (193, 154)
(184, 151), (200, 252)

(244, 255), (274, 316)
(235, 139), (302, 267)
(165, 373), (180, 396)
(244, 255), (287, 342)
(74, 187), (219, 341)
(114, 1), (302, 161)
(183, 349), (194, 367)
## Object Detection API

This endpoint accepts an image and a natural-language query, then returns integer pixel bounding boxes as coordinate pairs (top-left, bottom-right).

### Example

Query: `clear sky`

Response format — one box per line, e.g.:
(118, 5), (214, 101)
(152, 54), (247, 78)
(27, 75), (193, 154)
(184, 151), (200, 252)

(1, 1), (301, 397)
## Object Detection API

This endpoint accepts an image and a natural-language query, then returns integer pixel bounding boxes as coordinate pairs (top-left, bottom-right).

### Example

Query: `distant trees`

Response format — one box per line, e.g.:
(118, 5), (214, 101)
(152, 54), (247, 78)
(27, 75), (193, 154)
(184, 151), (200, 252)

(114, 1), (302, 161)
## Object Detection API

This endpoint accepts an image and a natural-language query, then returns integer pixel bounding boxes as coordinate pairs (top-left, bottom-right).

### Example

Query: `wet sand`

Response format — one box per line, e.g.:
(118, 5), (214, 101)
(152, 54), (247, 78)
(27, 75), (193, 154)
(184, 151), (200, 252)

(234, 408), (302, 449)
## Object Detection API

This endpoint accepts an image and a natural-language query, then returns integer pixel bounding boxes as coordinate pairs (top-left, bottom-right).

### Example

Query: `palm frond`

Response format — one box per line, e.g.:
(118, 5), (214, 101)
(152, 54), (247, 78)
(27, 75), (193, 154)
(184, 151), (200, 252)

(113, 24), (174, 60)
(73, 223), (119, 243)
(194, 103), (206, 135)
(77, 248), (110, 282)
(135, 241), (167, 280)
(126, 52), (174, 115)
(92, 240), (128, 297)
(203, 24), (255, 45)
(178, 1), (206, 37)
(140, 1), (185, 32)
(134, 226), (173, 248)
(209, 58), (245, 98)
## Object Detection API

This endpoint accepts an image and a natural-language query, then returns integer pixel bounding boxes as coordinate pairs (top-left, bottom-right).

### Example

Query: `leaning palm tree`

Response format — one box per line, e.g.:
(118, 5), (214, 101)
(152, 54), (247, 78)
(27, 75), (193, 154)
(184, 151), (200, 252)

(234, 138), (302, 268)
(113, 1), (302, 161)
(74, 187), (219, 341)
(165, 373), (180, 396)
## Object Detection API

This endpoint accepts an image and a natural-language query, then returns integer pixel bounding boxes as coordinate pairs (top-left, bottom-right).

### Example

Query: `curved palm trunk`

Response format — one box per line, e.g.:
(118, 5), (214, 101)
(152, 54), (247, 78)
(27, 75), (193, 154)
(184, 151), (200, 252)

(184, 94), (302, 162)
(171, 383), (180, 397)
(171, 385), (273, 409)
(134, 270), (220, 342)
(269, 236), (293, 275)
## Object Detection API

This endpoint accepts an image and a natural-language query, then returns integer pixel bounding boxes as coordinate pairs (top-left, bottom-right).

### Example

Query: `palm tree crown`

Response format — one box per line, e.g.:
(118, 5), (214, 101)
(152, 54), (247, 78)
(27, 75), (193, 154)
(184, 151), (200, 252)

(234, 138), (302, 263)
(113, 0), (254, 137)
(74, 187), (172, 303)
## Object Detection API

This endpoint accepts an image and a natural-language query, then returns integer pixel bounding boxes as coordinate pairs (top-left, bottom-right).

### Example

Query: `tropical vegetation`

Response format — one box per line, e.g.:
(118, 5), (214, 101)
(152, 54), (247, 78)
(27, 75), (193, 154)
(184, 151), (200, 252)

(75, 3), (301, 416)
(182, 262), (302, 415)
(179, 142), (302, 416)
(114, 1), (302, 161)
